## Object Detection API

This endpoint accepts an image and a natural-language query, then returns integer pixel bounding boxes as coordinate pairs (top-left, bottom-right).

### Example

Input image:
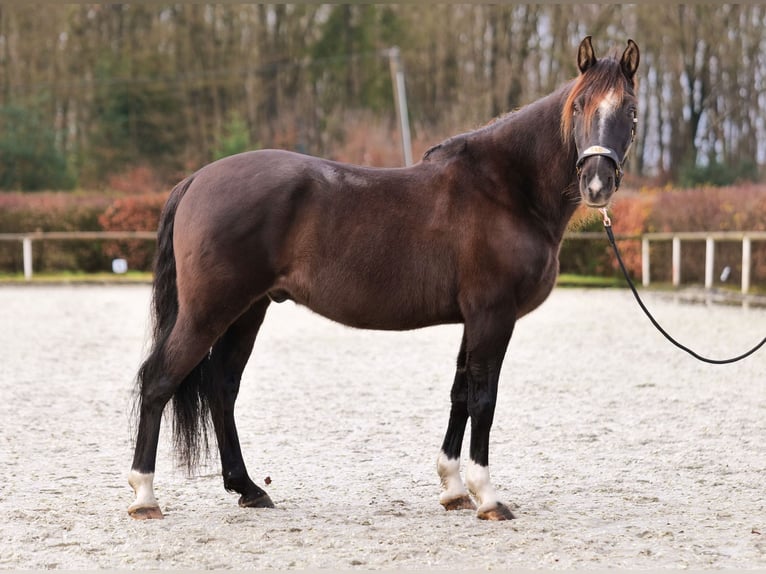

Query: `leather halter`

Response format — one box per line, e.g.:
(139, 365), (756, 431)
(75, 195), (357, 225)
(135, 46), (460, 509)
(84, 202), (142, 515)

(575, 111), (637, 192)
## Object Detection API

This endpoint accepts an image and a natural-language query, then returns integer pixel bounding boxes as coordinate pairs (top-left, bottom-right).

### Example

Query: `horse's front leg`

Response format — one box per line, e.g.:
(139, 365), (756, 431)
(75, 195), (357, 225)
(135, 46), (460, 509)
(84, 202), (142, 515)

(464, 313), (515, 521)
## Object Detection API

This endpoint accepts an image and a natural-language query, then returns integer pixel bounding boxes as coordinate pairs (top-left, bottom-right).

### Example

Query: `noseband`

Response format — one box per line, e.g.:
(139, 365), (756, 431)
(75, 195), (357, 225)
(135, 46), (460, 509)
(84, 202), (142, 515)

(576, 145), (625, 189)
(575, 111), (637, 192)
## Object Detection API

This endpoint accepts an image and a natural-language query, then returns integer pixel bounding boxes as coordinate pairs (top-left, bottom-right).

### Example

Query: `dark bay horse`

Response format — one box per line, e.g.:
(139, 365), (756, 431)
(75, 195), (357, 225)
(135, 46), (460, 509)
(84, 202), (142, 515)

(129, 36), (639, 521)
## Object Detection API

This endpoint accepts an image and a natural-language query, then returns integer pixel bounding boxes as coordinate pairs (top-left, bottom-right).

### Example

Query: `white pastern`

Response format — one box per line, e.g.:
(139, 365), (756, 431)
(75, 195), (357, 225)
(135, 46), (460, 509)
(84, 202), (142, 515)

(437, 451), (469, 504)
(588, 173), (604, 194)
(465, 460), (499, 510)
(128, 470), (159, 510)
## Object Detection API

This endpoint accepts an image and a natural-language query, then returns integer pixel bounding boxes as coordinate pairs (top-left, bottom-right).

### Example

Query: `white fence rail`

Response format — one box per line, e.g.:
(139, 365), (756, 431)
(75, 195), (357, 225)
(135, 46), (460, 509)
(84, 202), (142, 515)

(2, 230), (766, 292)
(0, 231), (156, 280)
(639, 231), (766, 294)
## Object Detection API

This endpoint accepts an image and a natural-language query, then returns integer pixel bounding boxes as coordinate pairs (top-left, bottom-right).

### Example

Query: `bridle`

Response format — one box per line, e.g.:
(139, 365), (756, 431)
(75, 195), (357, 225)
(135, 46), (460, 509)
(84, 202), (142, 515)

(575, 110), (638, 192)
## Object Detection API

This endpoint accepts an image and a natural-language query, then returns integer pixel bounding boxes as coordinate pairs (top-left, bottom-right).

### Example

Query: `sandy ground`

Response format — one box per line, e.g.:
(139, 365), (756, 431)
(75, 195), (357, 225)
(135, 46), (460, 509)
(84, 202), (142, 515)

(1, 284), (764, 570)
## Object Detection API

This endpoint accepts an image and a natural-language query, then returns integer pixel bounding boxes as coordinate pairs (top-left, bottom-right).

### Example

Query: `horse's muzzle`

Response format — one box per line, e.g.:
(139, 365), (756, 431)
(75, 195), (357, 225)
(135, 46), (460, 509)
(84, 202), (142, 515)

(577, 151), (622, 207)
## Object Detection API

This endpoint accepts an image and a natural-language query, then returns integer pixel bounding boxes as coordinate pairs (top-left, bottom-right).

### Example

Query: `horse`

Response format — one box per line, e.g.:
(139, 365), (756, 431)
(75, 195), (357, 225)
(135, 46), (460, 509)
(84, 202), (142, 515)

(128, 36), (639, 521)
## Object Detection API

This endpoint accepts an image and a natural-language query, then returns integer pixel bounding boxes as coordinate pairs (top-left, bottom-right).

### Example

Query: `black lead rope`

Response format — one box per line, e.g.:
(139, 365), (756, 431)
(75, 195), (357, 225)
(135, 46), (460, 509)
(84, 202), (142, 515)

(601, 209), (766, 364)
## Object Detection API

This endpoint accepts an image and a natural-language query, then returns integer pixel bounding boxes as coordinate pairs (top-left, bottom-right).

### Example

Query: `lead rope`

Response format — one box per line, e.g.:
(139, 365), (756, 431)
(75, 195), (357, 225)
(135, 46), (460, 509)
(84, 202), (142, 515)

(600, 208), (766, 364)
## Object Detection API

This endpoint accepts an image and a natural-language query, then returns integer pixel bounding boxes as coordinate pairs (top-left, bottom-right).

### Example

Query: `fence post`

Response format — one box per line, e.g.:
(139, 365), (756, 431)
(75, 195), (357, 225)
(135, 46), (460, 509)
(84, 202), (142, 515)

(22, 237), (33, 281)
(742, 236), (751, 294)
(704, 236), (715, 289)
(641, 236), (650, 287)
(672, 236), (681, 287)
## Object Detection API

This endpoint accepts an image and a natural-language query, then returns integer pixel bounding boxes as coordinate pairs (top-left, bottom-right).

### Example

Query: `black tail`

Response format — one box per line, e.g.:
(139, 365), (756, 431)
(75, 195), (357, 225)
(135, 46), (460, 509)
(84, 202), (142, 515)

(134, 175), (215, 473)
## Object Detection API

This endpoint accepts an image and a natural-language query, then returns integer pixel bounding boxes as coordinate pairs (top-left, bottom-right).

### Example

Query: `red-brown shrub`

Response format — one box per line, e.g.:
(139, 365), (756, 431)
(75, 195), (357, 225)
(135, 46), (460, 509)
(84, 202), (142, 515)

(607, 191), (657, 277)
(106, 165), (166, 196)
(647, 184), (766, 232)
(561, 197), (654, 279)
(0, 192), (111, 232)
(98, 193), (169, 270)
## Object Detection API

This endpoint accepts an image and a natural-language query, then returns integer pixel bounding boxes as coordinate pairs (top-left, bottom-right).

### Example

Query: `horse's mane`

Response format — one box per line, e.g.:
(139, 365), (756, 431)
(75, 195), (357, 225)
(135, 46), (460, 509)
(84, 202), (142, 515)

(422, 133), (469, 161)
(422, 111), (516, 161)
(560, 56), (630, 141)
(423, 55), (630, 162)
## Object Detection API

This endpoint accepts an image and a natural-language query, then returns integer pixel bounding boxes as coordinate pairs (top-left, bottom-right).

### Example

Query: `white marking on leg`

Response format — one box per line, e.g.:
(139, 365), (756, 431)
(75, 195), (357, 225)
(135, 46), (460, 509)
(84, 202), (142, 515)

(128, 470), (159, 511)
(465, 460), (499, 511)
(588, 173), (604, 194)
(437, 450), (469, 504)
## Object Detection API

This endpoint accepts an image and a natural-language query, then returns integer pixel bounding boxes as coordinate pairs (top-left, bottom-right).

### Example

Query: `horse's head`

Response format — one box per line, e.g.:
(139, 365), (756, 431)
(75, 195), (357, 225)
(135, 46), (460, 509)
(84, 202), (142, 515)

(563, 36), (640, 208)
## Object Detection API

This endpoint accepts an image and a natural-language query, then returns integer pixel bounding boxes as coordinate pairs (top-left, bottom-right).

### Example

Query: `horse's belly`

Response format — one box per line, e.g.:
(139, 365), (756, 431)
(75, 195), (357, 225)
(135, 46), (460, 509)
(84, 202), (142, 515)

(271, 269), (461, 331)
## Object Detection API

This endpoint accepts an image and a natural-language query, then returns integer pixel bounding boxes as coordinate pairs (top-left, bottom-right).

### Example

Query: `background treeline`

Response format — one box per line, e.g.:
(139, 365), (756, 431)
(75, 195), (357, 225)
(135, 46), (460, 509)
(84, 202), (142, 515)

(2, 4), (765, 288)
(1, 4), (765, 191)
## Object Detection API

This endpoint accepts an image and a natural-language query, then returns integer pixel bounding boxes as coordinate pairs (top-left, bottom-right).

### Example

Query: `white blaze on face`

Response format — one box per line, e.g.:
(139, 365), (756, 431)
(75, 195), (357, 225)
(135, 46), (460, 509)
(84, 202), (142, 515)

(597, 89), (619, 140)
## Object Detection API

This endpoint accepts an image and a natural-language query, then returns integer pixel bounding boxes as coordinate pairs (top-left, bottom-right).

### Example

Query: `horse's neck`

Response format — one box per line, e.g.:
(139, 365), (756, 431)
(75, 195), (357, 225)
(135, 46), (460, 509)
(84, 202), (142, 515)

(482, 87), (580, 241)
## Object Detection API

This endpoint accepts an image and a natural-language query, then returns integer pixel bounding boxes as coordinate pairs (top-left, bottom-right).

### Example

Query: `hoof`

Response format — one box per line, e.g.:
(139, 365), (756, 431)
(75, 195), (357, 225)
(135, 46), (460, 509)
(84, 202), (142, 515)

(239, 493), (275, 509)
(128, 505), (164, 520)
(477, 502), (515, 521)
(441, 495), (477, 511)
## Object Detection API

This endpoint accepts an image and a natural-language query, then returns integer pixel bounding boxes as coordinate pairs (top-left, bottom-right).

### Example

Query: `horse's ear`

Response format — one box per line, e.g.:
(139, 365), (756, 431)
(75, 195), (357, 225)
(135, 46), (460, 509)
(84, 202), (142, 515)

(577, 36), (597, 74)
(621, 39), (640, 82)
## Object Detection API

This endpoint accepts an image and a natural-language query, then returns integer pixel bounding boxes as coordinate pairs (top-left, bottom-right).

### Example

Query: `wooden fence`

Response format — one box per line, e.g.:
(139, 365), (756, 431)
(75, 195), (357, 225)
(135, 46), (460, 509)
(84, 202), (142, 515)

(639, 231), (766, 294)
(2, 230), (766, 293)
(0, 231), (156, 280)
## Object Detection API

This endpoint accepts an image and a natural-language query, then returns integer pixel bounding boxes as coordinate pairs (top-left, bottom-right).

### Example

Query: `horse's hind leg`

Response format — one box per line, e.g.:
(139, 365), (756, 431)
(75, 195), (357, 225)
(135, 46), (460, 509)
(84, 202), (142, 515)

(209, 297), (274, 509)
(437, 331), (477, 511)
(129, 314), (222, 519)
